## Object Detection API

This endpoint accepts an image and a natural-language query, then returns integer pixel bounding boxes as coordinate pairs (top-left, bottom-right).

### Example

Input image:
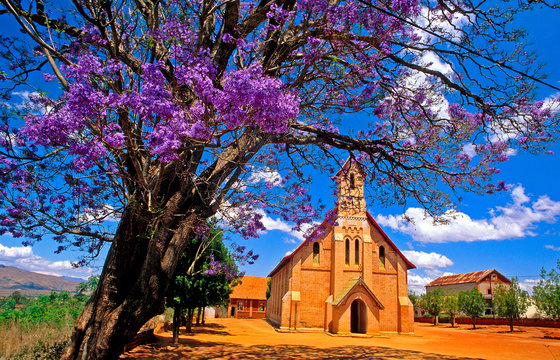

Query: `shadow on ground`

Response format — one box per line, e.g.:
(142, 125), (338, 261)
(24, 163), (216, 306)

(188, 323), (231, 336)
(122, 342), (485, 360)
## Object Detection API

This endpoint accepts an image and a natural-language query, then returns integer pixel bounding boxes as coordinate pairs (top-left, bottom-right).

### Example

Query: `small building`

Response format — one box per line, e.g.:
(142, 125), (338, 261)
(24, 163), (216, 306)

(425, 269), (511, 314)
(266, 159), (415, 334)
(228, 276), (269, 319)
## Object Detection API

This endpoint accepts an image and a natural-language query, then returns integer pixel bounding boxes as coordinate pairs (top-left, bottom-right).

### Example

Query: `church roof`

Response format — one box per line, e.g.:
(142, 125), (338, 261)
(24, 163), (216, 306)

(267, 210), (415, 277)
(425, 269), (510, 287)
(333, 277), (384, 309)
(229, 276), (269, 300)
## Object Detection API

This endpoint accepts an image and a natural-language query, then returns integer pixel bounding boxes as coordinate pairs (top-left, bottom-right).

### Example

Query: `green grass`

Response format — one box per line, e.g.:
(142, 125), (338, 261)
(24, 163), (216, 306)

(0, 291), (86, 359)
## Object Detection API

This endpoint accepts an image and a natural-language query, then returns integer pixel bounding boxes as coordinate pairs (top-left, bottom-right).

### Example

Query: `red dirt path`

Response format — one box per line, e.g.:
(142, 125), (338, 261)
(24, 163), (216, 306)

(121, 318), (560, 359)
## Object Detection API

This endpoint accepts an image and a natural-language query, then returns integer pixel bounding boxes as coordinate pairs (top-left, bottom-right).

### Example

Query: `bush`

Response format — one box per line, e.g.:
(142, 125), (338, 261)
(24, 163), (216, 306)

(438, 314), (451, 324)
(0, 291), (86, 358)
(13, 339), (68, 360)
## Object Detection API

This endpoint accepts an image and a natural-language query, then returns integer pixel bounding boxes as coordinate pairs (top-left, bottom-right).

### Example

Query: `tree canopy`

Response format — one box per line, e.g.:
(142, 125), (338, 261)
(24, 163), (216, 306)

(533, 260), (560, 319)
(458, 287), (486, 329)
(492, 277), (530, 332)
(420, 288), (444, 325)
(0, 0), (559, 358)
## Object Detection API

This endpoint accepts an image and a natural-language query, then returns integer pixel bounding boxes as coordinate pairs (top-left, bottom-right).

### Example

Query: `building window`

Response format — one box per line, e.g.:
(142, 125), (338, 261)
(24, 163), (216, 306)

(354, 239), (360, 266)
(379, 246), (385, 269)
(259, 303), (265, 311)
(487, 288), (492, 295)
(345, 239), (350, 265)
(238, 303), (243, 311)
(350, 173), (356, 189)
(313, 242), (320, 265)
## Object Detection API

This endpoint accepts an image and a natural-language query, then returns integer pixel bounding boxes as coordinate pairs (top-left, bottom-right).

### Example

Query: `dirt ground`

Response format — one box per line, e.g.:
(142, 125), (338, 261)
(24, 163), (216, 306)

(120, 318), (560, 359)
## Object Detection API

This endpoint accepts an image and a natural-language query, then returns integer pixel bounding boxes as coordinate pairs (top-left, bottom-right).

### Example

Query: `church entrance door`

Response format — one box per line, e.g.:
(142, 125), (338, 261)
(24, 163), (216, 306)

(350, 299), (367, 334)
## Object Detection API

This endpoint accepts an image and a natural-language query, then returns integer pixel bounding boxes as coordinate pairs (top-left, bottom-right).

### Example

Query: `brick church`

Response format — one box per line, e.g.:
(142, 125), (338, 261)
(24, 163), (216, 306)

(266, 159), (416, 334)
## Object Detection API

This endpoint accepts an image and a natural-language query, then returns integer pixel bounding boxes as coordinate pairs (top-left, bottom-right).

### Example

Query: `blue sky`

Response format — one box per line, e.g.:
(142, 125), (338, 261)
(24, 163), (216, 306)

(0, 3), (559, 294)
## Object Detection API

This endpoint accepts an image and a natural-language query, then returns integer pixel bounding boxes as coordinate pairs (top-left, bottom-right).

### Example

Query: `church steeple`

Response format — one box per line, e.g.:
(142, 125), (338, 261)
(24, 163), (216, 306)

(336, 158), (367, 216)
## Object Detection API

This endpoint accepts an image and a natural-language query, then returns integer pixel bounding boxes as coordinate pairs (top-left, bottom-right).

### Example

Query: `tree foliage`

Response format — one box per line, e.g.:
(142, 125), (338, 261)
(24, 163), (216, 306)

(74, 275), (100, 301)
(166, 222), (243, 342)
(420, 288), (444, 325)
(0, 291), (85, 328)
(0, 0), (559, 358)
(533, 260), (560, 319)
(408, 291), (420, 308)
(492, 277), (530, 332)
(443, 292), (460, 327)
(458, 288), (486, 329)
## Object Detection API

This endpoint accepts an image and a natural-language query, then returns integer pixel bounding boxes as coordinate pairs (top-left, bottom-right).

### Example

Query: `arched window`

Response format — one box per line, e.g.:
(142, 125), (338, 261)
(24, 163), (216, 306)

(313, 242), (320, 265)
(379, 246), (385, 269)
(350, 173), (355, 189)
(354, 239), (360, 266)
(345, 239), (350, 265)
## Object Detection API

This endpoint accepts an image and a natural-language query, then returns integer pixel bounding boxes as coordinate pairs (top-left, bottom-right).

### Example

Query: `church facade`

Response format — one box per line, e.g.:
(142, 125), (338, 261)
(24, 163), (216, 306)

(266, 160), (415, 334)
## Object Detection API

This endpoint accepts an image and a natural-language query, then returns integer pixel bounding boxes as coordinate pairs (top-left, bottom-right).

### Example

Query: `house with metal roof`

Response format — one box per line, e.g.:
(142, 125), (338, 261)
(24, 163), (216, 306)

(425, 269), (511, 314)
(266, 159), (416, 334)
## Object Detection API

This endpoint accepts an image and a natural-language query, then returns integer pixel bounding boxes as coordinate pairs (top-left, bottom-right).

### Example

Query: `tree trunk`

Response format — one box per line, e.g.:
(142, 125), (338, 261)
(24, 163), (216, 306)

(509, 317), (514, 332)
(472, 317), (476, 329)
(433, 315), (438, 326)
(201, 306), (206, 325)
(60, 204), (201, 360)
(196, 307), (201, 325)
(173, 304), (182, 344)
(451, 315), (455, 328)
(185, 308), (194, 333)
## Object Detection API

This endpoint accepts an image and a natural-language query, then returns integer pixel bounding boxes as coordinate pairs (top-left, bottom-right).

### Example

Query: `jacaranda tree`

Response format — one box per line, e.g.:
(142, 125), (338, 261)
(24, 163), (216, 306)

(0, 0), (559, 358)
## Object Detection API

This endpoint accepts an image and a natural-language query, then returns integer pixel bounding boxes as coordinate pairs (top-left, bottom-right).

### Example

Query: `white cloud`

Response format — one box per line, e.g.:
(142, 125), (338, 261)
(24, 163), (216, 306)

(519, 279), (540, 294)
(247, 167), (282, 186)
(402, 250), (453, 269)
(0, 242), (91, 279)
(415, 7), (472, 44)
(377, 185), (560, 243)
(461, 143), (477, 159)
(80, 204), (121, 223)
(257, 209), (317, 241)
(407, 272), (434, 294)
(545, 244), (560, 251)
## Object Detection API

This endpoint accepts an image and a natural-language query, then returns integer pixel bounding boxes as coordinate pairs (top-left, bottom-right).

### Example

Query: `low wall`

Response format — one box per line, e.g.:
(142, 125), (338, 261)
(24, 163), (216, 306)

(124, 329), (155, 352)
(415, 317), (560, 328)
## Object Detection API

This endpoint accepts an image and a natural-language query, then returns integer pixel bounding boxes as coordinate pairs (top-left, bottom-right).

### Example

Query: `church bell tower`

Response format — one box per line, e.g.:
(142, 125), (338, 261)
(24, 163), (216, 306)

(336, 159), (367, 217)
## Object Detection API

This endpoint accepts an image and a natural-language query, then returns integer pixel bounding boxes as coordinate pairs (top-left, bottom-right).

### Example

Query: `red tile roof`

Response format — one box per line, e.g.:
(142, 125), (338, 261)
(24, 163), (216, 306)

(230, 276), (269, 300)
(425, 269), (511, 287)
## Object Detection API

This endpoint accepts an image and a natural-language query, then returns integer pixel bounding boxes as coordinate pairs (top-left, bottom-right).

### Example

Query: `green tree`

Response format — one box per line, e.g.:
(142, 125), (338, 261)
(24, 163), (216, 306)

(408, 291), (420, 308)
(166, 223), (242, 343)
(420, 288), (444, 325)
(266, 278), (272, 300)
(459, 288), (486, 329)
(492, 277), (530, 332)
(533, 260), (560, 319)
(75, 275), (100, 301)
(443, 292), (460, 328)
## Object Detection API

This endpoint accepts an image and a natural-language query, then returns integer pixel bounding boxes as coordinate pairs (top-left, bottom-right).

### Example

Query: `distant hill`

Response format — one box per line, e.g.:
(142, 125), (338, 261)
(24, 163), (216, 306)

(0, 264), (82, 297)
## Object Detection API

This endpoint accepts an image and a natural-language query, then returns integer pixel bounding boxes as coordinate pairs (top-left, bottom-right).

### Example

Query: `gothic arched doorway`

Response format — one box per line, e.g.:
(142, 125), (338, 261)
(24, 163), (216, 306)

(350, 299), (367, 334)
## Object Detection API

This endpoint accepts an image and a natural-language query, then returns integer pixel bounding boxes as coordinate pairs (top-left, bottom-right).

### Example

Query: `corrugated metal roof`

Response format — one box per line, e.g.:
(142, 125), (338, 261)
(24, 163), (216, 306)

(425, 269), (510, 287)
(229, 276), (269, 300)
